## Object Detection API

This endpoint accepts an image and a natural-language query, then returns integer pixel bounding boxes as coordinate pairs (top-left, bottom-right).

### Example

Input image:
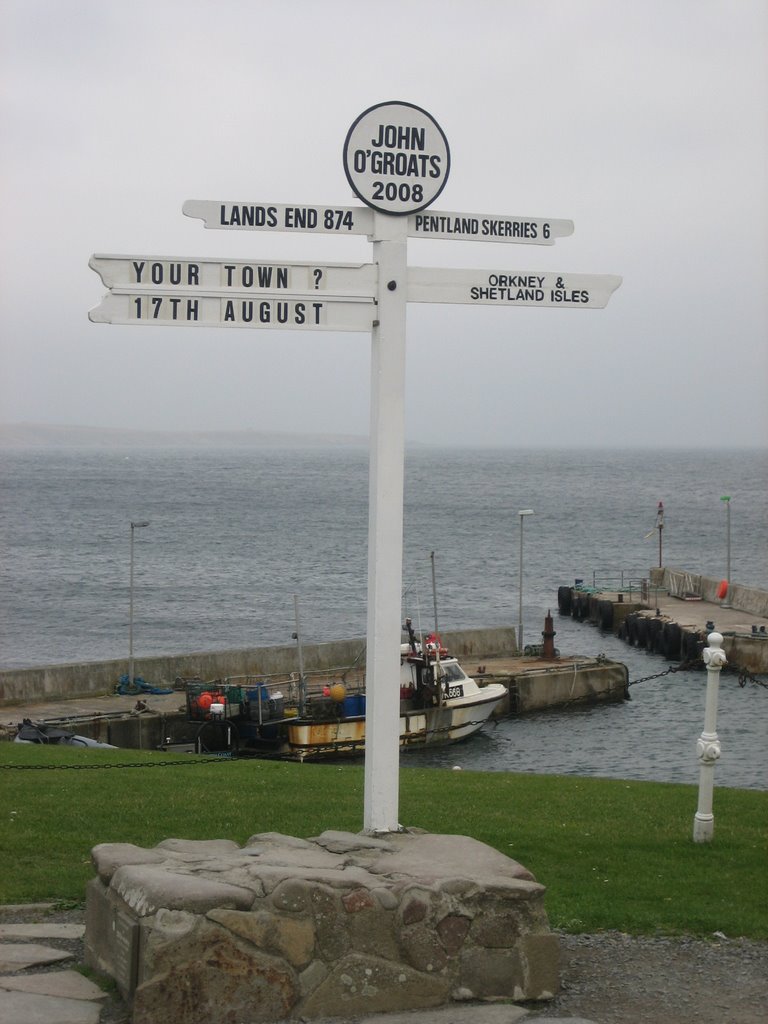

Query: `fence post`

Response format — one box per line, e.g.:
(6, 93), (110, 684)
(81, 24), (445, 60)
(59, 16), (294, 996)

(693, 632), (727, 843)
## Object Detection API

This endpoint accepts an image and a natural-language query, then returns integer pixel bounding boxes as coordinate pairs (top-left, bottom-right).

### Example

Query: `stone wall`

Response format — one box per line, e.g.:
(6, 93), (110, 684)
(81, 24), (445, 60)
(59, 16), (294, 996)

(85, 829), (558, 1023)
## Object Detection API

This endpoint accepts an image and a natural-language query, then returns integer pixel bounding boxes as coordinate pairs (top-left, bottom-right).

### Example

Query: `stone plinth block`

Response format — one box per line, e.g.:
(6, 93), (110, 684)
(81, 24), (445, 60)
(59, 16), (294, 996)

(85, 830), (559, 1022)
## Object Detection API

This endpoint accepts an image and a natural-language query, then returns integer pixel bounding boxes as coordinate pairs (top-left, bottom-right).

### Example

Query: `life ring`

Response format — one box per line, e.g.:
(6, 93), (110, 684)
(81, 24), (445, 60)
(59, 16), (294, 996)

(716, 580), (728, 600)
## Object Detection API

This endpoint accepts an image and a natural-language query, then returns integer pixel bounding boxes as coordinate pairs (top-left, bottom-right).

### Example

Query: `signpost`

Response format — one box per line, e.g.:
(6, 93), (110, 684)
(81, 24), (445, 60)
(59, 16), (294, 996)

(89, 101), (621, 834)
(407, 267), (622, 308)
(89, 291), (375, 332)
(88, 254), (378, 331)
(182, 201), (574, 246)
(407, 209), (573, 244)
(182, 200), (374, 236)
(89, 255), (378, 295)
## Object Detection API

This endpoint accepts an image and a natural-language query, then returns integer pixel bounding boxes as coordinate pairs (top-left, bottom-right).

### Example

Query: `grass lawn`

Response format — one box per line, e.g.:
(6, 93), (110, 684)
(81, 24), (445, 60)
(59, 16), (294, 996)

(1, 743), (765, 938)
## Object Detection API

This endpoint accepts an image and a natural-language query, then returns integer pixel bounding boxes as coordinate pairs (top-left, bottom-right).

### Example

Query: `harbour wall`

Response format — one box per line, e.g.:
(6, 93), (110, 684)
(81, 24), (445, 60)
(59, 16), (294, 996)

(656, 567), (768, 618)
(0, 627), (517, 707)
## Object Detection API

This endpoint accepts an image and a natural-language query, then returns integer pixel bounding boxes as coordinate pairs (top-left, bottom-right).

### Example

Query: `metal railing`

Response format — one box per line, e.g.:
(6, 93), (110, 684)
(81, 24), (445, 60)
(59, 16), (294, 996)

(574, 573), (649, 598)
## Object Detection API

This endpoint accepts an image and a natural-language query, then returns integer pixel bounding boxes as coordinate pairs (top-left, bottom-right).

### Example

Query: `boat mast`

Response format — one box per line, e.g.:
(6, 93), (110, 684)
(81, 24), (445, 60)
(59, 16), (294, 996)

(404, 617), (418, 654)
(430, 551), (443, 706)
(292, 594), (307, 717)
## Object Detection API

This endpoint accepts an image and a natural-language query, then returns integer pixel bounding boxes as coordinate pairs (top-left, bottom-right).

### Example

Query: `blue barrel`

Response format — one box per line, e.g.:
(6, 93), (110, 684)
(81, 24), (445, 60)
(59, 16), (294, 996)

(343, 694), (366, 717)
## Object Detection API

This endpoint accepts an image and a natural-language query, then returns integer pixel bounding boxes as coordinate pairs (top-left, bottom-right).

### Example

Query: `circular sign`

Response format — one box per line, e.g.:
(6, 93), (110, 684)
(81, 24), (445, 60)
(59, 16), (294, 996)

(343, 101), (450, 216)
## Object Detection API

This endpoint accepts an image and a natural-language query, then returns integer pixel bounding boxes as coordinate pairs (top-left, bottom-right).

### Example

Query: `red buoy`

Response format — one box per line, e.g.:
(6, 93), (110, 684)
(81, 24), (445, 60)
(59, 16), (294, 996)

(716, 580), (728, 600)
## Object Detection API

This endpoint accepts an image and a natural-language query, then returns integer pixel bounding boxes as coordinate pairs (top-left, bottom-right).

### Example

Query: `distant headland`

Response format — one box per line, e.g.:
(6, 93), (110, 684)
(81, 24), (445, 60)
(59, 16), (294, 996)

(0, 423), (369, 449)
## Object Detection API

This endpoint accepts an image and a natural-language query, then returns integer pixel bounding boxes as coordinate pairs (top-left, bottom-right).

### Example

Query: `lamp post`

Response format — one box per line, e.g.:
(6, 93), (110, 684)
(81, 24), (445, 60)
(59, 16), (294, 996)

(518, 509), (534, 652)
(693, 632), (727, 843)
(128, 520), (150, 689)
(720, 496), (731, 607)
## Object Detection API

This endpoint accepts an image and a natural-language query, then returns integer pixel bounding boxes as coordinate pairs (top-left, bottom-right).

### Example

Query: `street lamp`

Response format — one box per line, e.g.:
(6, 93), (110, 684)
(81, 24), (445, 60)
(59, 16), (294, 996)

(656, 500), (664, 569)
(129, 520), (150, 689)
(518, 509), (534, 652)
(720, 496), (731, 607)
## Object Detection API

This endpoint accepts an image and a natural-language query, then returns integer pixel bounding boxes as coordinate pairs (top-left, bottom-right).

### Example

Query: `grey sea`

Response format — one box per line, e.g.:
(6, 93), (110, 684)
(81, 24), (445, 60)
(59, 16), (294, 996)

(1, 444), (766, 789)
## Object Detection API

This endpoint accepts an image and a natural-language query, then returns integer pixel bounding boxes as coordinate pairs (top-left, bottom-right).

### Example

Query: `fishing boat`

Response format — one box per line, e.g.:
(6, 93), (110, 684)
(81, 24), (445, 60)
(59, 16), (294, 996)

(184, 620), (507, 761)
(285, 620), (506, 760)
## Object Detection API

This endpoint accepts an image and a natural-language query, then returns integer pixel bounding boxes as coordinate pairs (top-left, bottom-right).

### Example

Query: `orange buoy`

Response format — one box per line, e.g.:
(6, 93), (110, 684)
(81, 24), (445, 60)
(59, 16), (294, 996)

(329, 683), (346, 703)
(197, 692), (213, 710)
(716, 579), (728, 600)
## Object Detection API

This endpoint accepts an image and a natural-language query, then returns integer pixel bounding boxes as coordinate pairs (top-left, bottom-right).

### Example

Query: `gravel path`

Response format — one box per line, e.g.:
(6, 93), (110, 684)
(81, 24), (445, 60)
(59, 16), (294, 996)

(2, 906), (765, 1023)
(527, 930), (768, 1023)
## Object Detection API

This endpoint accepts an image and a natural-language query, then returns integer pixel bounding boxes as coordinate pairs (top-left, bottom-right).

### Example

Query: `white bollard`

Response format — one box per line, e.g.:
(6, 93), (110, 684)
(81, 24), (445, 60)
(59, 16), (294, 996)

(693, 632), (727, 843)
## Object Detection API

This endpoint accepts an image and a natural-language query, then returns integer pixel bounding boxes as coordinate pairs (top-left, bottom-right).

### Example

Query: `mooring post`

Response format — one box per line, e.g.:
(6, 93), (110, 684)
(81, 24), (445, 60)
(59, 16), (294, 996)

(541, 610), (557, 660)
(693, 631), (726, 843)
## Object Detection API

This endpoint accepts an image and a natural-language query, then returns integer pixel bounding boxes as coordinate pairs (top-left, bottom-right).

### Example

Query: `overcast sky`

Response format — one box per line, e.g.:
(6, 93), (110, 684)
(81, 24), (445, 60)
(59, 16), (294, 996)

(1, 0), (766, 448)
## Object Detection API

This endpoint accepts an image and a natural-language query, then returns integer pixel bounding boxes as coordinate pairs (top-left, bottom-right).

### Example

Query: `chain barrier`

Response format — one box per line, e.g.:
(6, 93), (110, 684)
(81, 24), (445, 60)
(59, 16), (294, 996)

(726, 664), (768, 690)
(627, 658), (768, 690)
(0, 757), (231, 771)
(628, 659), (703, 687)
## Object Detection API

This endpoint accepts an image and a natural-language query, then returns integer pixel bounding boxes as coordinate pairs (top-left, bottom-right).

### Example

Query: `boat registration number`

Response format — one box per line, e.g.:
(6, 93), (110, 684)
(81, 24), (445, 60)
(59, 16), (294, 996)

(446, 685), (464, 699)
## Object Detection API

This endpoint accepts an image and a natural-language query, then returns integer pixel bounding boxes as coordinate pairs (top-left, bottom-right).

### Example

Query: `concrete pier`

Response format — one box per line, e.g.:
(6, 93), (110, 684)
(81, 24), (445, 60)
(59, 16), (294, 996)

(477, 655), (628, 714)
(557, 568), (768, 673)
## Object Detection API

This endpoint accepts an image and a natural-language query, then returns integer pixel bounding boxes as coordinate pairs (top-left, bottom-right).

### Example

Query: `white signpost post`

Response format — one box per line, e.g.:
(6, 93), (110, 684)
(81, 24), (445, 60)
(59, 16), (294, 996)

(90, 100), (621, 834)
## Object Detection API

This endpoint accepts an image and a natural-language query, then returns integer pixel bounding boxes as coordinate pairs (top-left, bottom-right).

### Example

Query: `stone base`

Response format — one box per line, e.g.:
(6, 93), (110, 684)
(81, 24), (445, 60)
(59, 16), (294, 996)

(84, 830), (559, 1023)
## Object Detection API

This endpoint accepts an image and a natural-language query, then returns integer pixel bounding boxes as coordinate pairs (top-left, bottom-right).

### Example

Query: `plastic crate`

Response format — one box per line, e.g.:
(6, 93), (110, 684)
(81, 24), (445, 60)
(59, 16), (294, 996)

(246, 686), (285, 721)
(186, 682), (243, 721)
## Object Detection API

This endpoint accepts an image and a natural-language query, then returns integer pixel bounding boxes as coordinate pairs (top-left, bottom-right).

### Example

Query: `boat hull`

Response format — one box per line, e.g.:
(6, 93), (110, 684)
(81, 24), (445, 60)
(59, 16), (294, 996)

(286, 684), (505, 761)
